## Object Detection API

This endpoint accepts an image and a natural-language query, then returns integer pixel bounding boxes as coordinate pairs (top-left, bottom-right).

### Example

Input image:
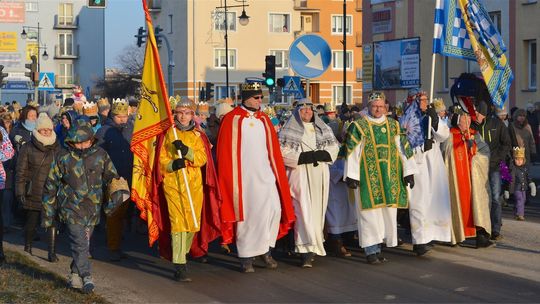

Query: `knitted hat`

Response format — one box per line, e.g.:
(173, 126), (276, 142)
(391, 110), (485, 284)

(241, 82), (263, 101)
(111, 98), (129, 115)
(83, 101), (99, 117)
(35, 113), (54, 130)
(64, 97), (75, 107)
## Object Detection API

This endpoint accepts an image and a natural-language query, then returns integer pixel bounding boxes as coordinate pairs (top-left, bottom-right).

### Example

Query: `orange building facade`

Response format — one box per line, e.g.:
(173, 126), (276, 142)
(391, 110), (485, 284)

(293, 0), (363, 106)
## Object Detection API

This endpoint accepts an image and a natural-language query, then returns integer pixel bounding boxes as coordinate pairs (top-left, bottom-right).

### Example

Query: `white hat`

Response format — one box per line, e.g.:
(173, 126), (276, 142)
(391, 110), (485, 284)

(35, 112), (53, 130)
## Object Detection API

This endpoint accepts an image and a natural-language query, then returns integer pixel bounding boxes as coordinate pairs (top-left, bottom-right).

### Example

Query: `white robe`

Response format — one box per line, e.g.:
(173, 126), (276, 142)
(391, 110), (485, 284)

(344, 115), (418, 248)
(281, 123), (339, 256)
(326, 159), (357, 235)
(408, 118), (452, 244)
(236, 113), (282, 258)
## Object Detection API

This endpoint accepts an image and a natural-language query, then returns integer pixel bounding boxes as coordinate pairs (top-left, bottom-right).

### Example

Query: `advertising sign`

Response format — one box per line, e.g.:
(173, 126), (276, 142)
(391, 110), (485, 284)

(0, 3), (25, 23)
(0, 53), (22, 67)
(362, 44), (374, 92)
(0, 32), (17, 52)
(372, 8), (392, 35)
(373, 37), (420, 90)
(26, 42), (38, 61)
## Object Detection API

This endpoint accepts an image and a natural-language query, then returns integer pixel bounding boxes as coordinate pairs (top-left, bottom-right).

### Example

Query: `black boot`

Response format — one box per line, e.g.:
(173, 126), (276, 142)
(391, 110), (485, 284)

(260, 251), (278, 269)
(301, 252), (315, 268)
(413, 244), (430, 256)
(173, 263), (192, 282)
(48, 227), (59, 263)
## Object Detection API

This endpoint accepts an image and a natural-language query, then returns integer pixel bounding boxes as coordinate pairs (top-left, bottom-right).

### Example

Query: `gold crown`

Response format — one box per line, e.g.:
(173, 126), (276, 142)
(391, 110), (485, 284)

(73, 101), (84, 114)
(513, 147), (526, 159)
(262, 105), (276, 117)
(111, 98), (129, 115)
(324, 103), (336, 113)
(241, 82), (262, 91)
(433, 98), (446, 112)
(97, 98), (110, 109)
(368, 91), (386, 102)
(83, 101), (99, 117)
(197, 102), (210, 114)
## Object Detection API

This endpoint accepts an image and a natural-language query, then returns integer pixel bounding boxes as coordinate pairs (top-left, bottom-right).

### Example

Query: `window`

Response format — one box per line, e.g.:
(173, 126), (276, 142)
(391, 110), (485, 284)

(332, 51), (353, 70)
(25, 2), (38, 12)
(442, 56), (449, 90)
(270, 50), (289, 69)
(59, 33), (73, 56)
(214, 11), (236, 32)
(58, 3), (74, 25)
(331, 15), (352, 35)
(332, 85), (353, 105)
(216, 85), (237, 100)
(489, 11), (502, 34)
(168, 14), (173, 34)
(214, 49), (236, 69)
(269, 13), (290, 33)
(59, 63), (74, 86)
(528, 40), (537, 89)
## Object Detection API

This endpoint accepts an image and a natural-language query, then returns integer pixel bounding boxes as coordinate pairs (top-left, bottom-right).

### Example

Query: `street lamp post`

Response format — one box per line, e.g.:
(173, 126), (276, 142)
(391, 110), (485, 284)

(216, 0), (249, 98)
(342, 0), (347, 108)
(21, 22), (49, 104)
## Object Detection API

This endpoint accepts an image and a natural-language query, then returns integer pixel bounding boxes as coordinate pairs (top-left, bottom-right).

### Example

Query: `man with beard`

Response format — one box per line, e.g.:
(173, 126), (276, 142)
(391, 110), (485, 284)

(95, 98), (134, 261)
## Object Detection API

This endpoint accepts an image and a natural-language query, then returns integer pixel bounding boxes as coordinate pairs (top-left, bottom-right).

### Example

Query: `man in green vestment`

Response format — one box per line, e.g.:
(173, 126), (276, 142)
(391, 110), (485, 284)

(343, 92), (417, 265)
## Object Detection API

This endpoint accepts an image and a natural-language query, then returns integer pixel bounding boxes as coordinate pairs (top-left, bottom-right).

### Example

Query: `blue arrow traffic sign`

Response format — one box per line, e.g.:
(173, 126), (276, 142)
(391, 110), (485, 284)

(289, 34), (332, 79)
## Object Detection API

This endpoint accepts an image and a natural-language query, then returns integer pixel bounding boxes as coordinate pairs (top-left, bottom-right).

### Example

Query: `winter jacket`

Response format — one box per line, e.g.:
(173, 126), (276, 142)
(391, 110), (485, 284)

(0, 127), (15, 190)
(95, 118), (134, 186)
(15, 134), (60, 211)
(510, 109), (536, 165)
(509, 164), (532, 193)
(42, 118), (119, 228)
(474, 115), (512, 171)
(9, 122), (33, 153)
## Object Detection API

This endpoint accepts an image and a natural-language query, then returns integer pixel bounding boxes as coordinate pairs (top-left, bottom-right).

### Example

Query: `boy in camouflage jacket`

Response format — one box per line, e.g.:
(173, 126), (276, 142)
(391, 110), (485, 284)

(42, 117), (119, 294)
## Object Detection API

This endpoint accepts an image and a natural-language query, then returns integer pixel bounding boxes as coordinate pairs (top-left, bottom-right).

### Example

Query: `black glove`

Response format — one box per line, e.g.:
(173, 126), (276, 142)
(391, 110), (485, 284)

(17, 195), (25, 206)
(345, 177), (359, 189)
(172, 140), (189, 156)
(426, 106), (439, 131)
(403, 175), (415, 189)
(314, 150), (332, 162)
(423, 138), (434, 152)
(172, 158), (186, 171)
(298, 151), (316, 165)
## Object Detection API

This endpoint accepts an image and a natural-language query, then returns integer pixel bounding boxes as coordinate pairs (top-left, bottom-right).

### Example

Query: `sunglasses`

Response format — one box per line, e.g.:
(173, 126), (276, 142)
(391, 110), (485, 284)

(252, 95), (264, 100)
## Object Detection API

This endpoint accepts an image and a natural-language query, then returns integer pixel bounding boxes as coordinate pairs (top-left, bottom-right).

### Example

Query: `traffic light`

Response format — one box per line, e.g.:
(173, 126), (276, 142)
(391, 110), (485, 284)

(205, 82), (214, 101)
(154, 26), (163, 48)
(25, 55), (38, 83)
(276, 78), (285, 87)
(88, 0), (106, 8)
(0, 65), (7, 86)
(263, 55), (276, 88)
(135, 27), (147, 48)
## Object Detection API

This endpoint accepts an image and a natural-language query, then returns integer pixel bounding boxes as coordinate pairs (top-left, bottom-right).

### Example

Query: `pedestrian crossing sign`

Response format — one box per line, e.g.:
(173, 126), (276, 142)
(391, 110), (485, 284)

(38, 72), (55, 91)
(282, 76), (304, 98)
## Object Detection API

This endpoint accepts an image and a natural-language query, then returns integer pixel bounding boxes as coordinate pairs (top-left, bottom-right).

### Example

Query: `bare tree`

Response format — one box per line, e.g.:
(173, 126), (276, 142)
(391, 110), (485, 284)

(115, 44), (145, 75)
(96, 45), (144, 98)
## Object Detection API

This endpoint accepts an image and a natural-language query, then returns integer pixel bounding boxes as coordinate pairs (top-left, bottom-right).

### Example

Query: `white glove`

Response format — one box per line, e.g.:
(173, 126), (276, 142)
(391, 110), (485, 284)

(530, 183), (536, 197)
(503, 191), (510, 200)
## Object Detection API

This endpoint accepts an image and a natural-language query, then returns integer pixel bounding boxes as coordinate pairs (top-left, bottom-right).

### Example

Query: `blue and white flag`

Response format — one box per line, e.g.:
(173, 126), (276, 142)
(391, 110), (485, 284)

(433, 0), (513, 109)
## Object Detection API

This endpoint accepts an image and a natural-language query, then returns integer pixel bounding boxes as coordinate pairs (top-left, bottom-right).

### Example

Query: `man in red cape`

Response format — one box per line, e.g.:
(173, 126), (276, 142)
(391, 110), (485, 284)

(216, 82), (295, 273)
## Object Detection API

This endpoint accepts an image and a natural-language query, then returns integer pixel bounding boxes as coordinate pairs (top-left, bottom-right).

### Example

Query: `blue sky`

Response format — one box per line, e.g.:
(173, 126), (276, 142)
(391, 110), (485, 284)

(105, 0), (144, 68)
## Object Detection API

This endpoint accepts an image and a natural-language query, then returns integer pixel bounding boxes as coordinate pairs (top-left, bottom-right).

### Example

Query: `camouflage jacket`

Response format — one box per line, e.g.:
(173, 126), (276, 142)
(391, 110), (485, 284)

(41, 142), (119, 227)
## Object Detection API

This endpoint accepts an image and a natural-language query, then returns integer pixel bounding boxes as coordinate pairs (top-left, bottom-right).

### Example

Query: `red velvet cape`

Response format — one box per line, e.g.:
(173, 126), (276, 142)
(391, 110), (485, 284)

(216, 106), (295, 245)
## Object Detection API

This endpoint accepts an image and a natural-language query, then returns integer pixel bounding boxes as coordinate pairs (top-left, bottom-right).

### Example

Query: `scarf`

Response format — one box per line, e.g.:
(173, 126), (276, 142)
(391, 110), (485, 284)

(279, 109), (337, 152)
(33, 129), (57, 146)
(174, 117), (195, 131)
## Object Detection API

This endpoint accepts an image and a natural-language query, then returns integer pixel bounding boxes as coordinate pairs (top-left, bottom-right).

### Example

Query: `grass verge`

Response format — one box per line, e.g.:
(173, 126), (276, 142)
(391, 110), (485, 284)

(0, 249), (108, 304)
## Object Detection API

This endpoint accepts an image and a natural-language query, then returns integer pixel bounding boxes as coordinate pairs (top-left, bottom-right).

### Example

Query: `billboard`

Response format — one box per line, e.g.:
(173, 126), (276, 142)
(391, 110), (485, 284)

(0, 32), (17, 52)
(373, 37), (420, 90)
(362, 44), (374, 92)
(0, 3), (25, 23)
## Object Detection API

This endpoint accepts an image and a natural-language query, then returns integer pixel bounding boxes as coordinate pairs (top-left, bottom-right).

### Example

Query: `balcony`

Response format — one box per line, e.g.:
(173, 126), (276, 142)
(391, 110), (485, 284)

(355, 31), (362, 47)
(55, 75), (78, 88)
(54, 44), (79, 59)
(54, 15), (78, 29)
(294, 30), (320, 38)
(294, 0), (308, 9)
(148, 0), (161, 12)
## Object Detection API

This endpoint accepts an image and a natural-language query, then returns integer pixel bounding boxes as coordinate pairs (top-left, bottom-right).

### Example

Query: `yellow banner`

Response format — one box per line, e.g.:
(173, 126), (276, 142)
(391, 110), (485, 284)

(0, 32), (17, 52)
(26, 42), (38, 61)
(131, 0), (174, 246)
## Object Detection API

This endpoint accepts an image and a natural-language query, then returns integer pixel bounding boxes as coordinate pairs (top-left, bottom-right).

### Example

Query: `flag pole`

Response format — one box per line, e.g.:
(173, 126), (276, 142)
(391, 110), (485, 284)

(171, 127), (198, 229)
(427, 52), (437, 140)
